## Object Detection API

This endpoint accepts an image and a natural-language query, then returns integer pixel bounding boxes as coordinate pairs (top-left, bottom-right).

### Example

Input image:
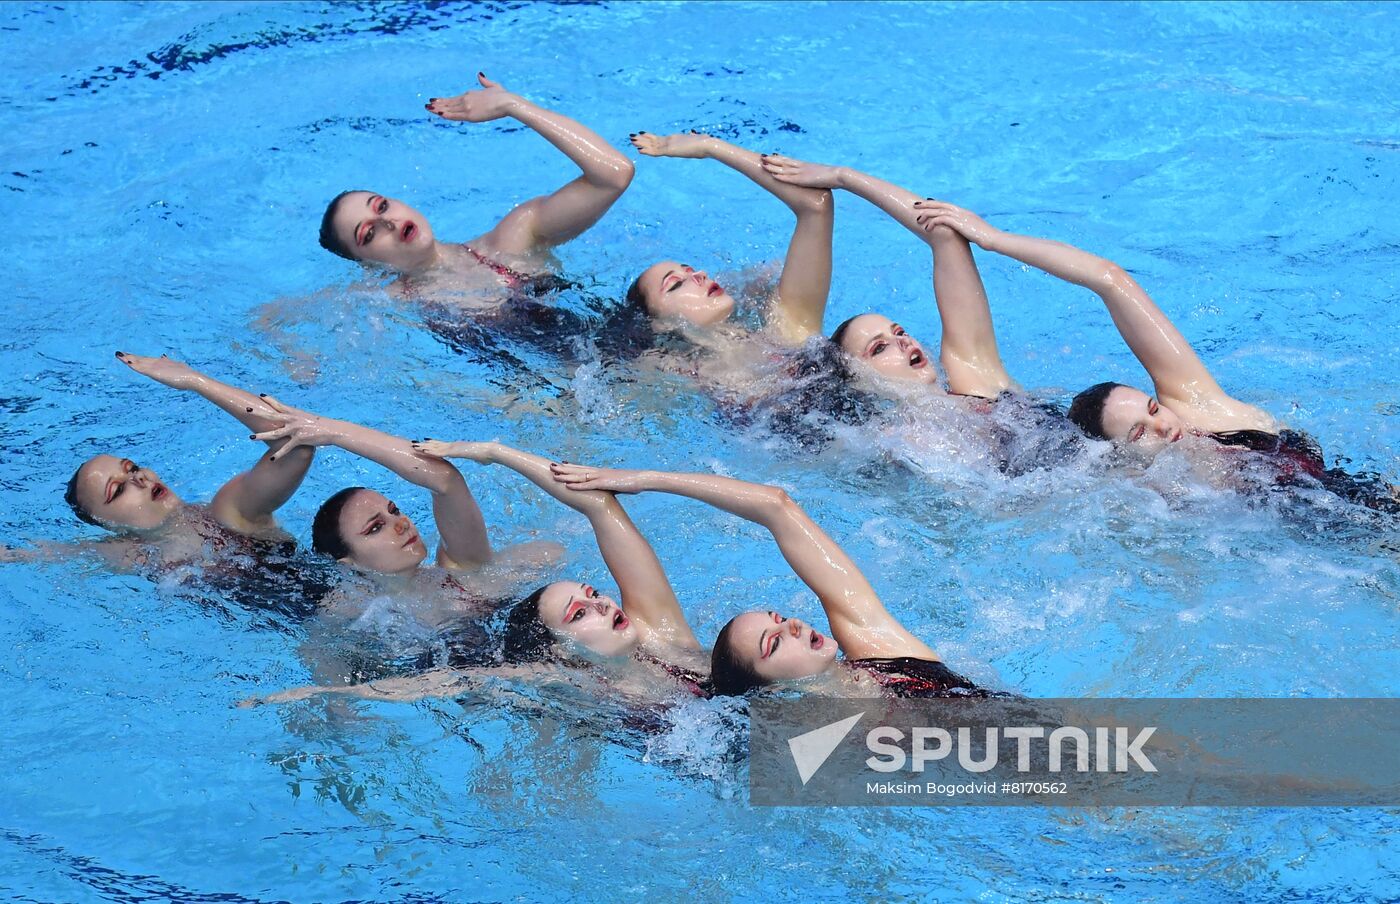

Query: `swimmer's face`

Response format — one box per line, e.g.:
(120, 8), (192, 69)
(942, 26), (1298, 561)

(537, 580), (639, 658)
(330, 191), (437, 272)
(335, 489), (428, 574)
(727, 610), (838, 684)
(71, 455), (182, 530)
(837, 314), (938, 385)
(1100, 386), (1185, 455)
(635, 260), (736, 326)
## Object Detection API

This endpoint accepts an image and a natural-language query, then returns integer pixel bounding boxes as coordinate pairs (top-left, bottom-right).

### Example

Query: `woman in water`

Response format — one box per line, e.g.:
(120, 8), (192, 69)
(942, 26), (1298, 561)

(745, 153), (1083, 470)
(907, 199), (1399, 511)
(318, 73), (634, 297)
(246, 400), (564, 679)
(241, 439), (712, 704)
(622, 131), (833, 345)
(418, 440), (710, 691)
(4, 353), (316, 567)
(248, 399), (556, 597)
(757, 154), (1016, 399)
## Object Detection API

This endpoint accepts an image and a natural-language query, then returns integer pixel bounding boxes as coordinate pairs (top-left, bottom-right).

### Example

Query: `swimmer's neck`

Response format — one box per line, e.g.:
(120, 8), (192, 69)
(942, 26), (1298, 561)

(157, 504), (293, 546)
(149, 502), (205, 537)
(393, 241), (458, 281)
(782, 660), (873, 696)
(364, 565), (424, 586)
(390, 242), (504, 296)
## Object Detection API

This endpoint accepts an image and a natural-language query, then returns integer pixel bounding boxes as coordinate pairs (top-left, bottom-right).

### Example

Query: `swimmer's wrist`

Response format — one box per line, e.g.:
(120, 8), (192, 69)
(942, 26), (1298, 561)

(503, 93), (536, 120)
(976, 227), (1006, 252)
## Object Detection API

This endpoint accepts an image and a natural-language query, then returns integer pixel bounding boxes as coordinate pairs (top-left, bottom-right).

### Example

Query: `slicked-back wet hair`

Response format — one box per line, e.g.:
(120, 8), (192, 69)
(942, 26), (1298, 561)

(624, 272), (647, 312)
(594, 278), (666, 361)
(312, 486), (366, 560)
(501, 585), (558, 663)
(1066, 381), (1127, 440)
(319, 190), (367, 261)
(828, 314), (862, 353)
(709, 615), (768, 697)
(64, 463), (102, 527)
(760, 339), (880, 448)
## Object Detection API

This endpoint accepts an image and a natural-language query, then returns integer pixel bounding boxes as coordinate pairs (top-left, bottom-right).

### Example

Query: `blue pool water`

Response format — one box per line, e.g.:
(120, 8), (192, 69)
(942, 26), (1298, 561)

(2, 1), (1398, 900)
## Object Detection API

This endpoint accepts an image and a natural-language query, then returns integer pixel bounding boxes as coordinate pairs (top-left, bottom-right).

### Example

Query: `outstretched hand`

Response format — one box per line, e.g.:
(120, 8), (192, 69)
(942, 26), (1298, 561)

(248, 395), (341, 456)
(425, 72), (520, 123)
(411, 439), (497, 464)
(115, 351), (204, 391)
(912, 199), (1001, 248)
(549, 461), (648, 494)
(759, 154), (843, 189)
(629, 130), (714, 159)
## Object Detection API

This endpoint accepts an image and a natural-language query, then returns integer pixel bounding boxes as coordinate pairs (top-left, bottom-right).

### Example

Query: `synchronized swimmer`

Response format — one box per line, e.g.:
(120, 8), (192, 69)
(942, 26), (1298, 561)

(15, 72), (1397, 709)
(317, 72), (633, 299)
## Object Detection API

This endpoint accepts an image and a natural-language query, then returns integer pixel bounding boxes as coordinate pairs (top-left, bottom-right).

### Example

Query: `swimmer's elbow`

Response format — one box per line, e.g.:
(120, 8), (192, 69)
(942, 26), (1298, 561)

(597, 157), (635, 193)
(766, 486), (799, 517)
(421, 459), (467, 496)
(792, 188), (833, 216)
(1092, 259), (1134, 295)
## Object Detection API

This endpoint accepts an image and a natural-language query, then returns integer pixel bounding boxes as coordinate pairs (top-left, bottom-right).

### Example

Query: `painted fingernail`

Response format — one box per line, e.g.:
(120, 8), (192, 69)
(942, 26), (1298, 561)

(245, 407), (254, 413)
(115, 351), (125, 357)
(269, 455), (276, 461)
(477, 71), (485, 77)
(249, 434), (257, 440)
(258, 393), (267, 398)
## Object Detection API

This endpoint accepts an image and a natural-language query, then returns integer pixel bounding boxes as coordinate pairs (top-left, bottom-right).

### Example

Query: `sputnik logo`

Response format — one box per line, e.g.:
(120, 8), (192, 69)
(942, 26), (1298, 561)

(788, 712), (866, 785)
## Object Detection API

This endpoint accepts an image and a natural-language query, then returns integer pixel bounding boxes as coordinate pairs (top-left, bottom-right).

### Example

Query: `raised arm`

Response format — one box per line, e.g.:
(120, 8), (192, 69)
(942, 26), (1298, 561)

(414, 442), (698, 650)
(250, 400), (490, 569)
(115, 352), (315, 533)
(762, 158), (1013, 396)
(550, 464), (938, 661)
(116, 352), (302, 442)
(913, 200), (1264, 419)
(428, 73), (634, 255)
(631, 132), (833, 343)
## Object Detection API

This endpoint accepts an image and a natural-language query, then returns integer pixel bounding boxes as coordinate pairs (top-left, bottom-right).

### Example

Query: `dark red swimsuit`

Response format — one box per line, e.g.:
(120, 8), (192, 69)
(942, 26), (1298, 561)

(1211, 429), (1399, 514)
(464, 245), (534, 289)
(847, 657), (999, 699)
